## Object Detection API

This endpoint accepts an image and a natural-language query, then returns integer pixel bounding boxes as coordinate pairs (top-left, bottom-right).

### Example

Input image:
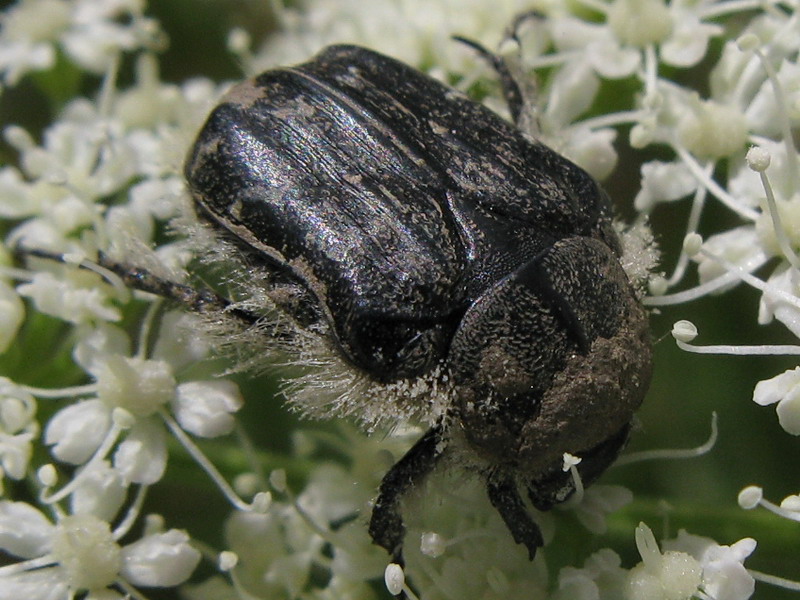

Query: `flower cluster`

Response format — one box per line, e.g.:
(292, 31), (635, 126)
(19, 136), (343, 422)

(0, 0), (798, 599)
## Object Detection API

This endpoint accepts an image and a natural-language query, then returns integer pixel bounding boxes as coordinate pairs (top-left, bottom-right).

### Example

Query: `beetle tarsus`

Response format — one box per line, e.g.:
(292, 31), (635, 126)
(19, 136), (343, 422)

(486, 472), (544, 560)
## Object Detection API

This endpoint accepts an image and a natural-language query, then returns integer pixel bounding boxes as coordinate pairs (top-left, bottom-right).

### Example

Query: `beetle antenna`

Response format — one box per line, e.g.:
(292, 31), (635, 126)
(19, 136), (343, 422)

(15, 246), (262, 327)
(452, 35), (525, 125)
(503, 10), (544, 46)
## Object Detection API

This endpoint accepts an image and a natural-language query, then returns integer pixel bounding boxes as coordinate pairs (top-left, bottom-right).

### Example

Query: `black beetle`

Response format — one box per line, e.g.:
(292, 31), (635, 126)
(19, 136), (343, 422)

(184, 44), (652, 564)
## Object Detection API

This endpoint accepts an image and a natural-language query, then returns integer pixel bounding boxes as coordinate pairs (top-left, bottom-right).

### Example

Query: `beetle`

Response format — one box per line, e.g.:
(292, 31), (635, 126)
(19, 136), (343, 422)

(182, 43), (653, 564)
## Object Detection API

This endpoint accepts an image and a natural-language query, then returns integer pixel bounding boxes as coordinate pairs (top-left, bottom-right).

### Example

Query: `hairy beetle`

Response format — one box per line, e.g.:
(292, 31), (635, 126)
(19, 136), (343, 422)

(184, 44), (652, 564)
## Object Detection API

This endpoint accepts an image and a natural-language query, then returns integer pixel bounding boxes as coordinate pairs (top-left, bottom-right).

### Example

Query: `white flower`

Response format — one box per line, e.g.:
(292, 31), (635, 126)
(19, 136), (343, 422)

(253, 0), (536, 75)
(0, 0), (163, 86)
(634, 160), (699, 213)
(0, 378), (37, 480)
(549, 15), (642, 79)
(173, 380), (243, 438)
(224, 508), (324, 599)
(45, 399), (111, 465)
(551, 548), (627, 600)
(41, 318), (237, 485)
(0, 166), (41, 218)
(753, 367), (800, 435)
(757, 264), (800, 337)
(151, 311), (212, 371)
(119, 529), (201, 587)
(696, 227), (769, 288)
(17, 272), (121, 325)
(747, 59), (800, 138)
(94, 355), (176, 417)
(663, 530), (756, 600)
(660, 7), (723, 68)
(549, 0), (722, 82)
(0, 0), (69, 85)
(111, 416), (167, 484)
(625, 523), (702, 600)
(569, 484), (633, 535)
(0, 500), (201, 598)
(69, 460), (127, 522)
(0, 501), (53, 559)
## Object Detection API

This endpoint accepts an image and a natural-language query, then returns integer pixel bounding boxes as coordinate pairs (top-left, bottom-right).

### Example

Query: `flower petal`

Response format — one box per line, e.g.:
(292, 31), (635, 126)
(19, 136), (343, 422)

(661, 18), (721, 68)
(0, 568), (68, 600)
(113, 417), (166, 484)
(0, 500), (54, 558)
(70, 460), (128, 522)
(752, 367), (800, 407)
(72, 323), (131, 376)
(44, 399), (110, 465)
(120, 529), (201, 587)
(634, 160), (697, 212)
(173, 380), (243, 438)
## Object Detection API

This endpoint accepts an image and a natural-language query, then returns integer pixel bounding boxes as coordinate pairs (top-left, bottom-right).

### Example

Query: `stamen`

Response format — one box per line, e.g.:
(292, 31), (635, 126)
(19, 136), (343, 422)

(674, 146), (760, 221)
(0, 554), (57, 577)
(654, 242), (800, 312)
(384, 562), (421, 600)
(385, 563), (405, 596)
(635, 522), (662, 570)
(676, 338), (800, 355)
(226, 28), (254, 74)
(159, 408), (269, 513)
(76, 258), (131, 303)
(115, 579), (153, 600)
(644, 252), (767, 305)
(747, 146), (800, 270)
(20, 383), (99, 399)
(40, 409), (131, 504)
(665, 166), (712, 286)
(739, 485), (800, 522)
(0, 264), (36, 281)
(562, 453), (585, 506)
(112, 484), (149, 540)
(573, 109), (647, 131)
(698, 0), (780, 20)
(97, 53), (121, 119)
(740, 35), (800, 190)
(749, 569), (800, 592)
(135, 299), (163, 360)
(643, 44), (659, 98)
(615, 412), (718, 466)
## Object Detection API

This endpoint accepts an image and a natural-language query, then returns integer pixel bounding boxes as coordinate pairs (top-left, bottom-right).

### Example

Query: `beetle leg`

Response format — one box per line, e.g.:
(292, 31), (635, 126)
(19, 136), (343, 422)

(369, 423), (445, 565)
(485, 471), (544, 559)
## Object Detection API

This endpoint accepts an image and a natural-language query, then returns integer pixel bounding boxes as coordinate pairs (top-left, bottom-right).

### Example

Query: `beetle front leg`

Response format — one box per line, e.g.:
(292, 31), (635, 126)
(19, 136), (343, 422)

(369, 423), (445, 565)
(485, 472), (544, 560)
